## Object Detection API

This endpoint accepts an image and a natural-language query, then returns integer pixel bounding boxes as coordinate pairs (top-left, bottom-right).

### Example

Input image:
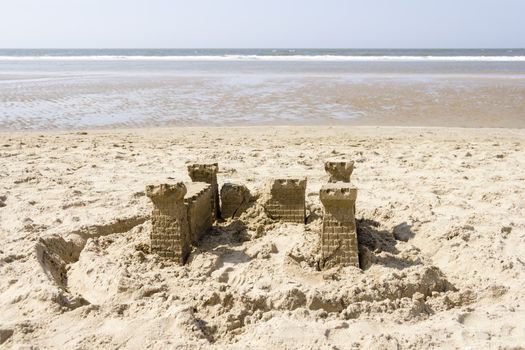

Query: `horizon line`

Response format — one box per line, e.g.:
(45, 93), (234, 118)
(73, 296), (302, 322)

(1, 47), (524, 50)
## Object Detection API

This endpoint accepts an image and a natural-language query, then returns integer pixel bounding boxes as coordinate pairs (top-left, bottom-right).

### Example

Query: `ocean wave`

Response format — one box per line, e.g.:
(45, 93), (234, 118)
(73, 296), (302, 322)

(1, 55), (525, 62)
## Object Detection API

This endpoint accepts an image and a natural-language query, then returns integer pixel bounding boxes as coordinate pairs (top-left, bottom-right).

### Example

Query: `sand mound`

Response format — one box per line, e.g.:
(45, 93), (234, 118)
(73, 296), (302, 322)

(27, 198), (473, 345)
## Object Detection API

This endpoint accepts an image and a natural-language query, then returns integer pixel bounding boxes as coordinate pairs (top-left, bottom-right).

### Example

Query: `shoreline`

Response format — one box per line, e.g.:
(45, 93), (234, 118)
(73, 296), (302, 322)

(2, 123), (525, 136)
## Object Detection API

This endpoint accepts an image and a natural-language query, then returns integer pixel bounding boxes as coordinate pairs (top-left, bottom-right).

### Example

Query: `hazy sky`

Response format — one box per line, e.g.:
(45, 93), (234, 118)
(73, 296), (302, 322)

(1, 0), (524, 48)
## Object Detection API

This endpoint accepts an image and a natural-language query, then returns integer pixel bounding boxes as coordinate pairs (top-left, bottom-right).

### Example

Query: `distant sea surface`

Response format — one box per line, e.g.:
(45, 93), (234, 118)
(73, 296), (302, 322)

(2, 48), (525, 60)
(1, 49), (524, 130)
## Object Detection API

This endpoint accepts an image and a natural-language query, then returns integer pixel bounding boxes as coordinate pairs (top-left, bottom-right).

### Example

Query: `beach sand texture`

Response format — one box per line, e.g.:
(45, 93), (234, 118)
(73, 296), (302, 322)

(0, 126), (524, 348)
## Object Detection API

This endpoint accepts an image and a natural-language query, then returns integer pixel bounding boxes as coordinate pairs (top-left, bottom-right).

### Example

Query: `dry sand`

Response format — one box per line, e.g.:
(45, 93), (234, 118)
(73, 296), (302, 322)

(0, 126), (524, 349)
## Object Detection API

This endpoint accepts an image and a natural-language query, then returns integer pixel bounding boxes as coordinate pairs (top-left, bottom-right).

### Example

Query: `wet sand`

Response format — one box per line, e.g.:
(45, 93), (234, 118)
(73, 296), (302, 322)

(1, 72), (524, 130)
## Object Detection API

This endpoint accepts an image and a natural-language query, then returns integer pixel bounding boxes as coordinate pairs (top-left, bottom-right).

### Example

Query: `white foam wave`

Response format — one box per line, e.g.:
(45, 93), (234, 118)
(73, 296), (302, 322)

(0, 55), (525, 62)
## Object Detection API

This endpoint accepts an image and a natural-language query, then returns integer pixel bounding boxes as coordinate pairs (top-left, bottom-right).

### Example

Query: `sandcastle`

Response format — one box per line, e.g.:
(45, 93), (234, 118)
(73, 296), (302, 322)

(320, 159), (359, 269)
(146, 160), (360, 268)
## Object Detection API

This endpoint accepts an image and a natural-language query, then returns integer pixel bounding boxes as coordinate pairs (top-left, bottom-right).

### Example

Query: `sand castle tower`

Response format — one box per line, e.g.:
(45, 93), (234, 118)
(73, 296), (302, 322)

(264, 178), (307, 223)
(325, 159), (354, 183)
(187, 163), (220, 220)
(320, 160), (359, 268)
(146, 181), (214, 264)
(146, 183), (190, 264)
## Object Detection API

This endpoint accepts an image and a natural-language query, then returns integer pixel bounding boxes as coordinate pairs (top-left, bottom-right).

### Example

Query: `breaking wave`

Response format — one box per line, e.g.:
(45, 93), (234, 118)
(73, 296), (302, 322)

(1, 55), (525, 62)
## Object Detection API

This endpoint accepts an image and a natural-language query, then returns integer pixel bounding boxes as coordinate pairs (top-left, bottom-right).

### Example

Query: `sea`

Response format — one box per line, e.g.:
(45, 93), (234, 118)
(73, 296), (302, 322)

(1, 49), (524, 130)
(1, 48), (525, 61)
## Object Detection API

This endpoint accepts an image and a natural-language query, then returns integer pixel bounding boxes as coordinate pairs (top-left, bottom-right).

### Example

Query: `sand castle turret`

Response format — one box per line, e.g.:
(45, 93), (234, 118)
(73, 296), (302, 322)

(319, 159), (359, 269)
(146, 183), (190, 264)
(319, 183), (359, 268)
(324, 159), (354, 183)
(264, 178), (306, 223)
(146, 181), (214, 264)
(188, 163), (220, 220)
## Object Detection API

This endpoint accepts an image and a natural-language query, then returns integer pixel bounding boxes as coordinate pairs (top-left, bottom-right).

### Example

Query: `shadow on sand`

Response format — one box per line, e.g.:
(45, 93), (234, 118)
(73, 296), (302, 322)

(357, 218), (420, 271)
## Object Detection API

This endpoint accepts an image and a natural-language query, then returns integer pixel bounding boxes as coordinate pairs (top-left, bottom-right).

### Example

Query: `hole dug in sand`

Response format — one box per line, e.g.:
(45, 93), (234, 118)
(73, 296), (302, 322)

(34, 216), (147, 309)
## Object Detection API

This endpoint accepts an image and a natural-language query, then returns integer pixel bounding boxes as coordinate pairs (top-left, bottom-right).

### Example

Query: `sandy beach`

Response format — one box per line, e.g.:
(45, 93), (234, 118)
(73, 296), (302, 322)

(1, 125), (524, 348)
(1, 0), (525, 346)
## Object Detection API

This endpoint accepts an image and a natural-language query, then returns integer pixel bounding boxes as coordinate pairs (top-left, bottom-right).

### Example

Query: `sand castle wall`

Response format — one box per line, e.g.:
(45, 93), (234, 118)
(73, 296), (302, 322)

(264, 178), (306, 223)
(220, 183), (250, 219)
(188, 163), (220, 220)
(184, 182), (213, 244)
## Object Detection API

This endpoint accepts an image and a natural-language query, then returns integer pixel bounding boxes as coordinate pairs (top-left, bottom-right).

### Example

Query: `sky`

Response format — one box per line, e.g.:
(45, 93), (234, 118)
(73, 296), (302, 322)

(0, 0), (524, 48)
